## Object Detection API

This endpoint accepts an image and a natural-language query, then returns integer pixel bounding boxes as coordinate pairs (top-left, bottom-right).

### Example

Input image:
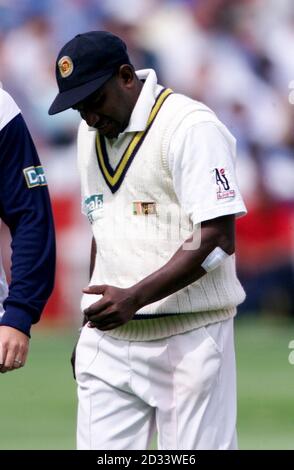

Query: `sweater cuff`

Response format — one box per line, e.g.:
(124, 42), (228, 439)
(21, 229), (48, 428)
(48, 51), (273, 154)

(0, 307), (32, 337)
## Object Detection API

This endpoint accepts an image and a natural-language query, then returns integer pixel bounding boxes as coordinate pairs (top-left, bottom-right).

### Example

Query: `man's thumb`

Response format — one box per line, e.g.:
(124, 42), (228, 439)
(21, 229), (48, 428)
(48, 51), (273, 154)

(83, 284), (107, 295)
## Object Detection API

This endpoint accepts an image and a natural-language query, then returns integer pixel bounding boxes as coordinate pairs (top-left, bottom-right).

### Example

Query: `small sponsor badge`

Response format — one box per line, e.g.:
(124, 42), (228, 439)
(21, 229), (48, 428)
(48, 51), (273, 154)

(133, 201), (157, 215)
(213, 168), (235, 200)
(58, 56), (74, 78)
(84, 194), (104, 224)
(23, 166), (47, 188)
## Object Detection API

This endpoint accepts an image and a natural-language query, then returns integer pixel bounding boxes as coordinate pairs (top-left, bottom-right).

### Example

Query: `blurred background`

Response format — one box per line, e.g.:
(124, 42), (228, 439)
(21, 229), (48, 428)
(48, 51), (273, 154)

(0, 0), (294, 450)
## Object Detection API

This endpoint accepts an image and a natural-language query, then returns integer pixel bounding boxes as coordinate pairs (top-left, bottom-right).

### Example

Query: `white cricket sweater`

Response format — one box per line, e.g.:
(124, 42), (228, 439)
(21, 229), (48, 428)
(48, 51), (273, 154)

(77, 90), (245, 340)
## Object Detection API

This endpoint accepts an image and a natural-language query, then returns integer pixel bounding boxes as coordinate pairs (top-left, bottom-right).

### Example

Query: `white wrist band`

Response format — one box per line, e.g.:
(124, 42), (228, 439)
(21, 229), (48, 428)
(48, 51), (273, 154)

(201, 247), (229, 272)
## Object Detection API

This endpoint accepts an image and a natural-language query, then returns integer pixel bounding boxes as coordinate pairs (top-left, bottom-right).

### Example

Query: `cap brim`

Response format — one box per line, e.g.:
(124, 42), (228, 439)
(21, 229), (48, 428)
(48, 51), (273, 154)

(48, 71), (114, 115)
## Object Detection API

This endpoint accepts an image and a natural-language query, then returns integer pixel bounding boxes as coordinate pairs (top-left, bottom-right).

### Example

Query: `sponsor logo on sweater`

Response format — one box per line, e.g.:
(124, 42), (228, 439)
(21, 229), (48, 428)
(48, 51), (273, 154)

(84, 194), (104, 224)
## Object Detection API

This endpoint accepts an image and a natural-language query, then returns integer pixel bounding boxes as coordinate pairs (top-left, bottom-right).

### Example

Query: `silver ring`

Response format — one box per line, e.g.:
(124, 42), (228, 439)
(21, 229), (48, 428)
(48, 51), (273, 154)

(14, 359), (22, 365)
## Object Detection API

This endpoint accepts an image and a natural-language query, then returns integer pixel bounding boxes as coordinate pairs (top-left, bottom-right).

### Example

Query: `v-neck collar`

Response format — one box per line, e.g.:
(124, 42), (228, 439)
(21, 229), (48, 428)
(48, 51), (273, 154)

(95, 88), (173, 194)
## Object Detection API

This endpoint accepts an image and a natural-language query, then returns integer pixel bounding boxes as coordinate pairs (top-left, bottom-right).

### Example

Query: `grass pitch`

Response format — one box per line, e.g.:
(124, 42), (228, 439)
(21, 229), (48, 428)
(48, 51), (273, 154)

(0, 317), (293, 449)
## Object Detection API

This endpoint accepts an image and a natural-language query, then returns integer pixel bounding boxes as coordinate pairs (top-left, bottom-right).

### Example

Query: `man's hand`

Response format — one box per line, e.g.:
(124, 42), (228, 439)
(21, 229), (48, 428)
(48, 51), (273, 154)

(83, 285), (139, 330)
(0, 326), (29, 373)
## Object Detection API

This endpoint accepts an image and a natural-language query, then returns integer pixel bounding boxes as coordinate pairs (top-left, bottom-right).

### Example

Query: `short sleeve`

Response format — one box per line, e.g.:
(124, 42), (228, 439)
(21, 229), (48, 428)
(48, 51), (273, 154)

(168, 120), (247, 224)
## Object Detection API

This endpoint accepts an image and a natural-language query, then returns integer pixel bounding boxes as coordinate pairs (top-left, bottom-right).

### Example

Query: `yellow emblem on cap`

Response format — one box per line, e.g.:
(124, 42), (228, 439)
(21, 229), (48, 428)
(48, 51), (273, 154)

(58, 56), (74, 78)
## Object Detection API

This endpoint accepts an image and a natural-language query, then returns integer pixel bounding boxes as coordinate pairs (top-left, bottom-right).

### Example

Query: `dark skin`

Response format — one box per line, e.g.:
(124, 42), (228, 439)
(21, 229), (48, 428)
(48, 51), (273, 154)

(72, 64), (143, 139)
(72, 65), (236, 331)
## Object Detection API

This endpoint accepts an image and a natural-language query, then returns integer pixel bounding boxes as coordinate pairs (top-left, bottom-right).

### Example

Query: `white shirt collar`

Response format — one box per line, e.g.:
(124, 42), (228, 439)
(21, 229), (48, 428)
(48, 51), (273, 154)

(122, 69), (161, 134)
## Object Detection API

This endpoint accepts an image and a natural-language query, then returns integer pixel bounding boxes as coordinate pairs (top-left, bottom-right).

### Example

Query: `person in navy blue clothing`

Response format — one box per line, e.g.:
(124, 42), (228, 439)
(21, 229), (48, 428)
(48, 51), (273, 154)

(0, 87), (55, 373)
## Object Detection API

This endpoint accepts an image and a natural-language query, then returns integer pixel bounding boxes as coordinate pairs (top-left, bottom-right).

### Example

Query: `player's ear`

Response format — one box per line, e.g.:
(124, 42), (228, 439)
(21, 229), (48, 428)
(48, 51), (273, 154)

(117, 64), (135, 87)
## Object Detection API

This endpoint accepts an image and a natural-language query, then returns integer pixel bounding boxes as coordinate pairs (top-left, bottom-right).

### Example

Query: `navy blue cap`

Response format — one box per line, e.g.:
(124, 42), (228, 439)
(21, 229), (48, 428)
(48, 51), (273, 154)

(49, 31), (130, 115)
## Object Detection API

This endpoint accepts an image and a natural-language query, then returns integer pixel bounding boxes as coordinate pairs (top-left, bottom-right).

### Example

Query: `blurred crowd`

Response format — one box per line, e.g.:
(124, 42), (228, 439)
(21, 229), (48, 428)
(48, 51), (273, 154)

(0, 0), (293, 322)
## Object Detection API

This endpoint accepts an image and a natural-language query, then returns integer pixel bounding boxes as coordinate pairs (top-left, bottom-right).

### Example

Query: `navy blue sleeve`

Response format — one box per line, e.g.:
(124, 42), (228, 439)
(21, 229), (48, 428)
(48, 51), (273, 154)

(0, 114), (56, 336)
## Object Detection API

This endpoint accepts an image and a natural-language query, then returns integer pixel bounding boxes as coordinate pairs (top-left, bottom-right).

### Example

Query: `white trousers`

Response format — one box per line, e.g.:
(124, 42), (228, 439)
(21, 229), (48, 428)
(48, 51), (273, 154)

(75, 318), (237, 450)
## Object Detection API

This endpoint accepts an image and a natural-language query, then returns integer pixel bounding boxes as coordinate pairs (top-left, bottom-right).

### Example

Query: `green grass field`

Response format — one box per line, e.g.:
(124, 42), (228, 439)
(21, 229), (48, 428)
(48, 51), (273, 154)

(236, 316), (294, 450)
(0, 317), (294, 450)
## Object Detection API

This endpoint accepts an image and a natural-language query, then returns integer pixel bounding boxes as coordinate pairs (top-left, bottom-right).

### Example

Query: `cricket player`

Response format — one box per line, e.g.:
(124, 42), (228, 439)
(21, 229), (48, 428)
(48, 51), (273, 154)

(0, 86), (55, 372)
(49, 31), (247, 450)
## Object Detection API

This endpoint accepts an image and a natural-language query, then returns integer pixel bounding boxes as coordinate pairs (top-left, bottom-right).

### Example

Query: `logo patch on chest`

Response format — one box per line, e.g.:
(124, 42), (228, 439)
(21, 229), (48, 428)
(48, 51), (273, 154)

(84, 194), (104, 224)
(133, 201), (157, 215)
